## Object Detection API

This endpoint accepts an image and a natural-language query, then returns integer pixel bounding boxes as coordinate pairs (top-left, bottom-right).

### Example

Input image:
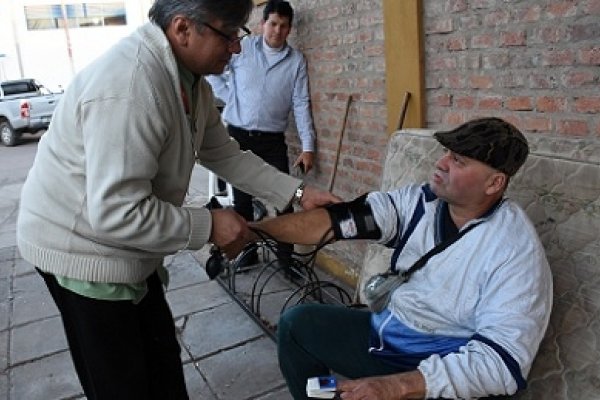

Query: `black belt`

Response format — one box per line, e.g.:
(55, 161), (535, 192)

(228, 125), (283, 137)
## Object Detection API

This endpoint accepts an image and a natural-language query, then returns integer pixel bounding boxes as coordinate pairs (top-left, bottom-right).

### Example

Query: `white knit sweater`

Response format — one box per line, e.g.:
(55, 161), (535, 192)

(17, 23), (300, 283)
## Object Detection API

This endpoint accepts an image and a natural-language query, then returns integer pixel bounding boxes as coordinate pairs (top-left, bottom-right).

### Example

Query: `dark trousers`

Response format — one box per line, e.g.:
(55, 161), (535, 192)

(228, 125), (294, 259)
(277, 304), (401, 400)
(38, 269), (188, 400)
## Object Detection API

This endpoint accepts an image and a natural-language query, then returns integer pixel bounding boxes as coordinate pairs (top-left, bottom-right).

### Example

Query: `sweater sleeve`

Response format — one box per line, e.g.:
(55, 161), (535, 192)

(195, 81), (301, 212)
(80, 95), (207, 253)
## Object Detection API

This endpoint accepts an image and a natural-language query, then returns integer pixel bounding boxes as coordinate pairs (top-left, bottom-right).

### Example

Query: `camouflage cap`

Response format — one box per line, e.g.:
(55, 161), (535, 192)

(433, 117), (529, 176)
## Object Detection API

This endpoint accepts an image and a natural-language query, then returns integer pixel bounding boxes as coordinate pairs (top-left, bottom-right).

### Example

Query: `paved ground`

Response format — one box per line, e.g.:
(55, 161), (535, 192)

(0, 136), (293, 400)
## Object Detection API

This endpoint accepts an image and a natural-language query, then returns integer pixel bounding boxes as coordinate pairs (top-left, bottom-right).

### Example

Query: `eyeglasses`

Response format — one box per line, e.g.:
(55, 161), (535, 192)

(202, 23), (250, 46)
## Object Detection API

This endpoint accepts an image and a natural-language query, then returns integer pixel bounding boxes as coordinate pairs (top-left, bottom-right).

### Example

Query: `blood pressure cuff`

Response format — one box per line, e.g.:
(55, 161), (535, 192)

(325, 193), (382, 240)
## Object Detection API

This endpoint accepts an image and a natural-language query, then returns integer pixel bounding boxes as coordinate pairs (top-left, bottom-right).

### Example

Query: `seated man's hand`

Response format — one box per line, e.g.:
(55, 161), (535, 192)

(338, 371), (426, 400)
(209, 209), (253, 259)
(300, 185), (342, 210)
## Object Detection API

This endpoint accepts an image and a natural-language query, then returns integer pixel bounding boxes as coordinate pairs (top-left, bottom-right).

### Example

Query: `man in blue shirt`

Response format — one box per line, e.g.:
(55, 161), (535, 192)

(207, 0), (315, 267)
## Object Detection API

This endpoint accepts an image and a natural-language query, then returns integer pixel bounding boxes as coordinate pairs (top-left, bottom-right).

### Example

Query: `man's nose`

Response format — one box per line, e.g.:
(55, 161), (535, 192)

(435, 152), (450, 169)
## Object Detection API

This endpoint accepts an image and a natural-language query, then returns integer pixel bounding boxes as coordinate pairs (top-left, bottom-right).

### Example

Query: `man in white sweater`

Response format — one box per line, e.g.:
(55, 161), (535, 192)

(249, 118), (552, 399)
(16, 1), (337, 398)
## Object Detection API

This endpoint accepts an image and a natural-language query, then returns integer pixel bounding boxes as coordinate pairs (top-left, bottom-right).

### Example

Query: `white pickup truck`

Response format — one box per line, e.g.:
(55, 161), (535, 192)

(0, 79), (62, 146)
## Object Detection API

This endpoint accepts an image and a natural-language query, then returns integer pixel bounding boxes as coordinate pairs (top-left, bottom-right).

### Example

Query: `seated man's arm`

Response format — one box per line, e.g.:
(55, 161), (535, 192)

(250, 208), (334, 245)
(338, 371), (426, 400)
(250, 192), (382, 246)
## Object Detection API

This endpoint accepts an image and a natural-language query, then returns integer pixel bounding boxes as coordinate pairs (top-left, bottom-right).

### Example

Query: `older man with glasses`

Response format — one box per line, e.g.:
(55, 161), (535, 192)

(207, 0), (318, 271)
(16, 0), (338, 399)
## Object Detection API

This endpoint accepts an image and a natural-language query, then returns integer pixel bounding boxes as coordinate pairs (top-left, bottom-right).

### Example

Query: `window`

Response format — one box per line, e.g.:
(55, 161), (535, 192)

(24, 2), (127, 30)
(1, 81), (37, 96)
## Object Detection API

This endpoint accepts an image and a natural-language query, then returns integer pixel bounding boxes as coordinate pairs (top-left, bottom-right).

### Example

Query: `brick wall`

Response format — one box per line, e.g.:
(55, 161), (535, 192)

(424, 0), (600, 140)
(251, 0), (600, 279)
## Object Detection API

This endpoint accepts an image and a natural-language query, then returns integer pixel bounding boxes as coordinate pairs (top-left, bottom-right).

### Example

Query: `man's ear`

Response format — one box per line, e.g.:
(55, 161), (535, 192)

(166, 15), (192, 47)
(485, 172), (507, 195)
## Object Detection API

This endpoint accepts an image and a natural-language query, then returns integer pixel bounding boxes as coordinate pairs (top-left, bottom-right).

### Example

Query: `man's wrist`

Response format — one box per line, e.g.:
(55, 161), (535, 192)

(292, 182), (305, 206)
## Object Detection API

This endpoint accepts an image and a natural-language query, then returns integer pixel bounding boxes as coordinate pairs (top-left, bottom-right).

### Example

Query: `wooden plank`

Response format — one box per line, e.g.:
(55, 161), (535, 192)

(383, 0), (425, 132)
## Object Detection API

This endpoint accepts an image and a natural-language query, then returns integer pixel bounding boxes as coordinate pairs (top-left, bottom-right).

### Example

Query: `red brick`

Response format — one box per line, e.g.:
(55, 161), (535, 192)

(365, 43), (384, 57)
(444, 112), (466, 125)
(426, 76), (443, 89)
(470, 75), (494, 89)
(542, 50), (576, 66)
(358, 31), (374, 43)
(316, 6), (340, 20)
(498, 74), (525, 88)
(500, 31), (527, 47)
(574, 97), (600, 113)
(431, 56), (458, 70)
(427, 17), (454, 34)
(506, 97), (534, 111)
(460, 15), (481, 29)
(518, 5), (542, 22)
(522, 116), (552, 133)
(579, 47), (600, 64)
(557, 120), (590, 136)
(455, 96), (476, 109)
(546, 2), (578, 18)
(426, 108), (444, 125)
(457, 54), (481, 69)
(569, 23), (600, 42)
(562, 71), (597, 87)
(482, 53), (511, 69)
(432, 94), (453, 107)
(448, 0), (468, 12)
(445, 74), (467, 89)
(359, 92), (384, 103)
(503, 115), (523, 130)
(479, 96), (503, 110)
(536, 97), (567, 113)
(585, 0), (600, 14)
(366, 148), (382, 161)
(533, 26), (564, 44)
(483, 10), (510, 26)
(472, 34), (495, 48)
(447, 36), (467, 51)
(529, 74), (558, 89)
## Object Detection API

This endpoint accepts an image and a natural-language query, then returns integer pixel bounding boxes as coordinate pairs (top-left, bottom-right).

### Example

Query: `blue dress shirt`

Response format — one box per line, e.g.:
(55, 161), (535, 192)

(206, 35), (315, 152)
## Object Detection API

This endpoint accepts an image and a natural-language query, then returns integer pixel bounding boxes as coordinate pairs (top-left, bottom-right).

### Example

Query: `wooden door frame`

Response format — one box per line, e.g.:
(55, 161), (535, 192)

(383, 0), (425, 132)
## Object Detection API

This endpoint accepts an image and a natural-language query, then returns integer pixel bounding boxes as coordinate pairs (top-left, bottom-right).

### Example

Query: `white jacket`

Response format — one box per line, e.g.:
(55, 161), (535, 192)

(367, 184), (553, 398)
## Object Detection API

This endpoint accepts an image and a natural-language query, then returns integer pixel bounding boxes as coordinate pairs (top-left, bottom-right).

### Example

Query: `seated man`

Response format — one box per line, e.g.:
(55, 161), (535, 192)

(242, 117), (553, 399)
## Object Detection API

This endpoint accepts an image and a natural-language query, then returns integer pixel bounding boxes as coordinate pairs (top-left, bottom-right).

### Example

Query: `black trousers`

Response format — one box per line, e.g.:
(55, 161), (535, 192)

(228, 125), (294, 260)
(228, 125), (293, 221)
(38, 269), (188, 400)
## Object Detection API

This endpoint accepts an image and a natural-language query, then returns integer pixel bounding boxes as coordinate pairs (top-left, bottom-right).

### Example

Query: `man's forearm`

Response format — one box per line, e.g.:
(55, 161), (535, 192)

(337, 370), (426, 400)
(250, 208), (333, 245)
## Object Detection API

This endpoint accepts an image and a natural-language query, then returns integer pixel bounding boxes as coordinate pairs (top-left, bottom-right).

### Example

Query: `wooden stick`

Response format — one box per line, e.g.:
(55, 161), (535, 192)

(397, 91), (411, 130)
(327, 95), (352, 192)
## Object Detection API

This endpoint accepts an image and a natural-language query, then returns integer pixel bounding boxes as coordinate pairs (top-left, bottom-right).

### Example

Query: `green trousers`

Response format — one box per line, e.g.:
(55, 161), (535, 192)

(277, 303), (401, 399)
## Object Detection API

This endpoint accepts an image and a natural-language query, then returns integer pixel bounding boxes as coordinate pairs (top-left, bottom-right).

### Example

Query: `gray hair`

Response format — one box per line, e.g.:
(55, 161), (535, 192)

(149, 0), (253, 31)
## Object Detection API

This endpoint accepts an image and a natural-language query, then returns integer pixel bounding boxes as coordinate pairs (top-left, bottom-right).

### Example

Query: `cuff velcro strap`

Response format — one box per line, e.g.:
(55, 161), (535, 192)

(325, 193), (381, 240)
